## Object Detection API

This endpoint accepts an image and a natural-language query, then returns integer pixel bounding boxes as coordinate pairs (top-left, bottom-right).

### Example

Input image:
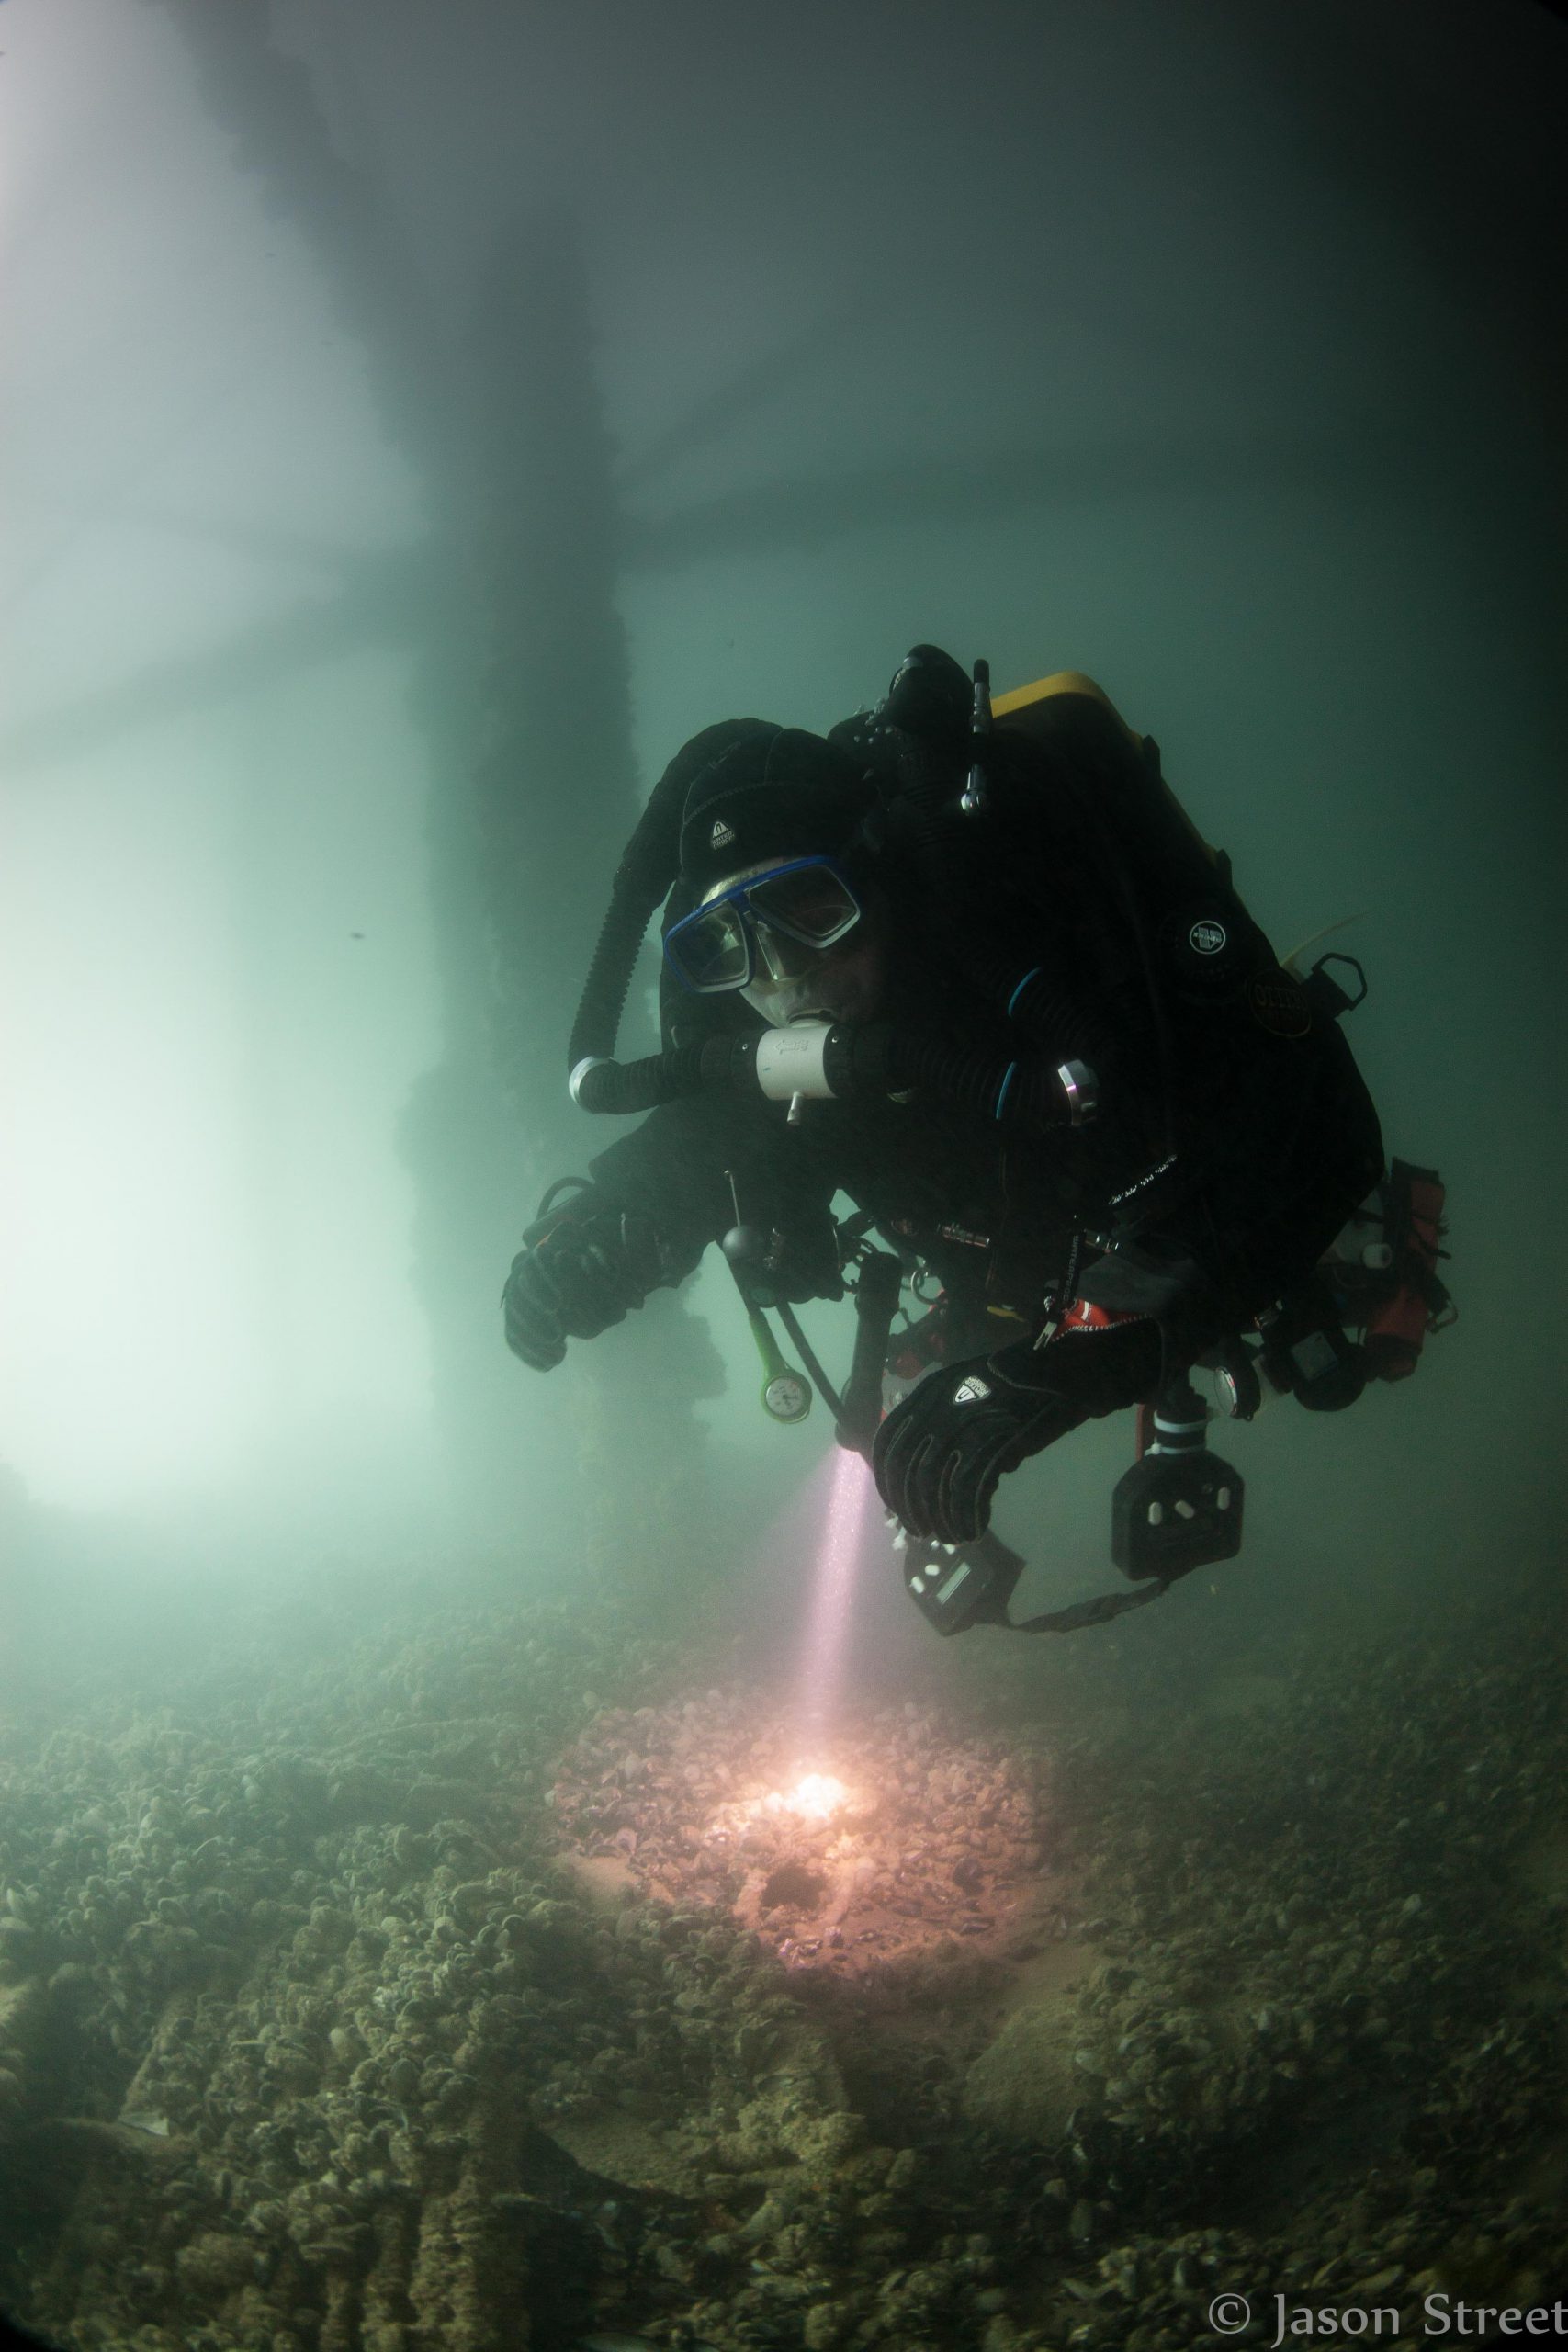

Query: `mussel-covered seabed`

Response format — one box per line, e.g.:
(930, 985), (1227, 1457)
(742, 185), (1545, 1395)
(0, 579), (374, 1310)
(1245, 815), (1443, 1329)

(1, 1562), (1562, 2352)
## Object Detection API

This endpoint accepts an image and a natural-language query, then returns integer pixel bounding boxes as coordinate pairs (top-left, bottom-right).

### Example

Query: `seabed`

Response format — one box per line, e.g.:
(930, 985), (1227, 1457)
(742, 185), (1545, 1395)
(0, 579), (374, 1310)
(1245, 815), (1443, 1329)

(0, 1558), (1562, 2352)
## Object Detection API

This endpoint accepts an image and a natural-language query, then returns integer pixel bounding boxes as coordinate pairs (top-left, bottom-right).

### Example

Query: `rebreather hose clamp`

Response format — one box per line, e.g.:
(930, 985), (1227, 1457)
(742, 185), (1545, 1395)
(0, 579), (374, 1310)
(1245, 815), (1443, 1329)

(569, 1057), (611, 1106)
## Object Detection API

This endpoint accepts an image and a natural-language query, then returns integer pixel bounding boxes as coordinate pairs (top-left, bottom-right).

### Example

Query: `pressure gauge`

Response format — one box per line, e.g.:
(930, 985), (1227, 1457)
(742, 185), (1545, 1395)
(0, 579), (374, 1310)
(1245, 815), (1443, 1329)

(763, 1371), (812, 1423)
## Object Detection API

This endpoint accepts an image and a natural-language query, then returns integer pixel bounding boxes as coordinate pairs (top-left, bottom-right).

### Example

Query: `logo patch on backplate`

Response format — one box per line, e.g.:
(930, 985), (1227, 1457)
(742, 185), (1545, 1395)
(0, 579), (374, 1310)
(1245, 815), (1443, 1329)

(1189, 919), (1227, 956)
(1247, 967), (1313, 1037)
(953, 1375), (992, 1404)
(710, 819), (736, 848)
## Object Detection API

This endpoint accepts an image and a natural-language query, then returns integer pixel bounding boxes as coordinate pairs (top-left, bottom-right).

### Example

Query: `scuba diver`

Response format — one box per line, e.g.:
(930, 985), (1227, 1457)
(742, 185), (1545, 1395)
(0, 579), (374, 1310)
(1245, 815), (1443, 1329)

(502, 647), (1450, 1637)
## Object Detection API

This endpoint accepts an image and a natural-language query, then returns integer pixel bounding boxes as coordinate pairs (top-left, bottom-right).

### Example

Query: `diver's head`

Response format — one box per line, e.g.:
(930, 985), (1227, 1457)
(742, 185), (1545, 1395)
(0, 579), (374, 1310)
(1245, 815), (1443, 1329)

(664, 725), (888, 1025)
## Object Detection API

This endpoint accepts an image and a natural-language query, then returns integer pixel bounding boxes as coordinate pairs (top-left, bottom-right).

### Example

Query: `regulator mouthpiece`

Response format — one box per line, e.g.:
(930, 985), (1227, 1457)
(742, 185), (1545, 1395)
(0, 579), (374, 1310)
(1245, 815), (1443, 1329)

(754, 1023), (834, 1103)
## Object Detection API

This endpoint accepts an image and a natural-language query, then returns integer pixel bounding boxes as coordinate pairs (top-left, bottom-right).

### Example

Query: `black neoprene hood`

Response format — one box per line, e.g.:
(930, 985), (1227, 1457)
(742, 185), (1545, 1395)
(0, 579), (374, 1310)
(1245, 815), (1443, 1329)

(676, 724), (877, 895)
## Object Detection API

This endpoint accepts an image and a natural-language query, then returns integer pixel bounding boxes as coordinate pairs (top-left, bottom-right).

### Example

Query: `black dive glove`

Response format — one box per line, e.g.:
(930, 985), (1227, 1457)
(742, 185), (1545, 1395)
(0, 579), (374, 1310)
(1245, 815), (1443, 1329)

(502, 1190), (678, 1371)
(874, 1322), (1163, 1543)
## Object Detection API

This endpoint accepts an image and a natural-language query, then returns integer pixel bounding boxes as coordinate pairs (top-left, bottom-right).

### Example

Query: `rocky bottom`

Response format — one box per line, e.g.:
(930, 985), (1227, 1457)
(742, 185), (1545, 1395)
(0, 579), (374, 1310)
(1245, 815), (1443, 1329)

(548, 1690), (1046, 1975)
(0, 1557), (1563, 2352)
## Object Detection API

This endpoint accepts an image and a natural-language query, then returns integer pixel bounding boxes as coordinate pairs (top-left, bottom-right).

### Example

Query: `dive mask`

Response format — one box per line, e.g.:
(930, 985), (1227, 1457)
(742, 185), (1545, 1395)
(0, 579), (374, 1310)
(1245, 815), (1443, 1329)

(663, 856), (863, 995)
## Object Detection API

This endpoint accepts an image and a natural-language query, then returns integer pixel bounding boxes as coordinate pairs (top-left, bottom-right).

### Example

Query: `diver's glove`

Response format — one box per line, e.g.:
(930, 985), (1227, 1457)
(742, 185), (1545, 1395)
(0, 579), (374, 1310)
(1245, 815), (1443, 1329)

(502, 1190), (678, 1371)
(873, 1321), (1163, 1543)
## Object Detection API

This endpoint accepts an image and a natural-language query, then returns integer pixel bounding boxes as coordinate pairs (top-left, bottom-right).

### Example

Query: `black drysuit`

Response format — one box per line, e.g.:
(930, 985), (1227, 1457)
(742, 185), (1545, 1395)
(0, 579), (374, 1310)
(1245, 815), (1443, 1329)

(581, 690), (1384, 1374)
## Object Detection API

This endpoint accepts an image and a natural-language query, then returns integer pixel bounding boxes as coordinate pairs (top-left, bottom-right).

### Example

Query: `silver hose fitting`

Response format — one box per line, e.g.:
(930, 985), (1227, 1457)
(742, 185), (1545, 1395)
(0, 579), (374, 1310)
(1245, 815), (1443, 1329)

(569, 1056), (612, 1107)
(1055, 1059), (1099, 1125)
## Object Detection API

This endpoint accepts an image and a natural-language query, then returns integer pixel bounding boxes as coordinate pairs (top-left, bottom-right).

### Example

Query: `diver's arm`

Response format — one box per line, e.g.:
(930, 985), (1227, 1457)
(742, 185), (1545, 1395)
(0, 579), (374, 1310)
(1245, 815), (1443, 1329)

(582, 1093), (762, 1277)
(592, 1090), (850, 1301)
(503, 1092), (840, 1371)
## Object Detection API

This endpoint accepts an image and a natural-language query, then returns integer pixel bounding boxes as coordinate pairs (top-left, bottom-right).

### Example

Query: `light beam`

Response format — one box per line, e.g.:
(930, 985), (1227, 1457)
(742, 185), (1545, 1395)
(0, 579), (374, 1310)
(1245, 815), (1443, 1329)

(795, 1445), (872, 1747)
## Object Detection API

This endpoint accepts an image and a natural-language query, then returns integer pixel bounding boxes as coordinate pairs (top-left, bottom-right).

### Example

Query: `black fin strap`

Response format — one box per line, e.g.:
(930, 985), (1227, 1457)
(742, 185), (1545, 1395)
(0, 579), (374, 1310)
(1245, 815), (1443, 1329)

(960, 1528), (1175, 1636)
(1006, 1579), (1170, 1634)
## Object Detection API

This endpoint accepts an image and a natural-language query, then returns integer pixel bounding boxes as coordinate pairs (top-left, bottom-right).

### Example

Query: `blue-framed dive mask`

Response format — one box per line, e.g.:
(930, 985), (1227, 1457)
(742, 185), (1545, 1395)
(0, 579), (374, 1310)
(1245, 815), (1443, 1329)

(662, 856), (863, 995)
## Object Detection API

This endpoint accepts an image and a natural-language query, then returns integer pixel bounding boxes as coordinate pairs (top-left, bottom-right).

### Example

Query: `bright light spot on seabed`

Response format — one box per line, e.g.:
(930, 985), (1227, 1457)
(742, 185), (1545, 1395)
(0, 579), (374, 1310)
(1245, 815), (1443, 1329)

(781, 1771), (848, 1820)
(707, 1771), (854, 1840)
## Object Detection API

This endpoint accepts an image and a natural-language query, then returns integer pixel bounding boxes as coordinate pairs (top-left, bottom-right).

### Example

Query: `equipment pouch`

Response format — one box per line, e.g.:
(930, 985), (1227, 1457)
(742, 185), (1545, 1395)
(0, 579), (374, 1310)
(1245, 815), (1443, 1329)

(1321, 1159), (1453, 1382)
